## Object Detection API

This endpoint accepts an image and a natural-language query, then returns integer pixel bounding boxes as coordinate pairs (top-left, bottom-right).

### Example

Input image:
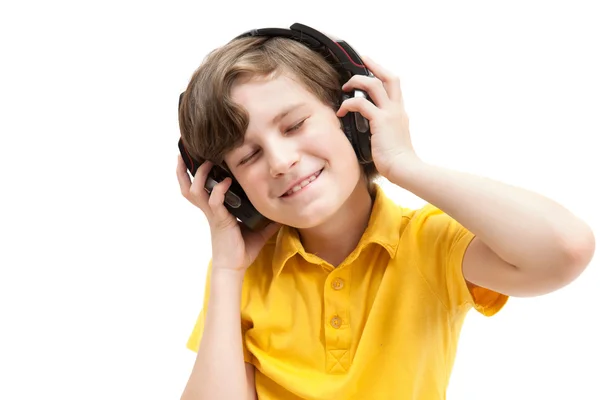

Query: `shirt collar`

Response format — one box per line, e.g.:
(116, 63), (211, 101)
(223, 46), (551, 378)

(271, 184), (403, 277)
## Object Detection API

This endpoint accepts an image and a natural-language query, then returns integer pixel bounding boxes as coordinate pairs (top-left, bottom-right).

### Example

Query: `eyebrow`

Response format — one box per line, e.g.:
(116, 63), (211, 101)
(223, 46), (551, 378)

(272, 102), (307, 124)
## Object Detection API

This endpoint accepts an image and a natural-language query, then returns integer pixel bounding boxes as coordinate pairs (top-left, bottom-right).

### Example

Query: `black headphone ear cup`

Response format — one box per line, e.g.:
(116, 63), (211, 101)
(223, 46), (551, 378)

(339, 94), (373, 164)
(178, 138), (200, 175)
(340, 116), (355, 147)
(339, 93), (354, 141)
(354, 114), (373, 164)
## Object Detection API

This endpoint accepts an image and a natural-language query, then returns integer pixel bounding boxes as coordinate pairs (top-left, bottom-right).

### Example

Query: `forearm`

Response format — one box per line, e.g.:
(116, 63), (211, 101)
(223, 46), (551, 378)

(390, 158), (593, 271)
(182, 270), (250, 400)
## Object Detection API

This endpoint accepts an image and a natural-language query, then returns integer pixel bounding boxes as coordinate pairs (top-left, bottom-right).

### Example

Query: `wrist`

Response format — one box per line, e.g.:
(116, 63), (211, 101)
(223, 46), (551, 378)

(386, 154), (427, 189)
(210, 267), (247, 285)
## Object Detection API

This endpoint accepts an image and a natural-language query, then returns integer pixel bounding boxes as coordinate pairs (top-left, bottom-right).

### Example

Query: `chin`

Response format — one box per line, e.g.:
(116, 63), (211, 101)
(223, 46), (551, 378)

(263, 201), (334, 229)
(271, 188), (357, 229)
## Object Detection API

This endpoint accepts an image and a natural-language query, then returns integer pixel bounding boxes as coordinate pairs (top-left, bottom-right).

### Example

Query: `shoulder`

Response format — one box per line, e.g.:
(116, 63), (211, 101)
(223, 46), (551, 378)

(400, 203), (468, 242)
(367, 184), (452, 234)
(397, 203), (475, 269)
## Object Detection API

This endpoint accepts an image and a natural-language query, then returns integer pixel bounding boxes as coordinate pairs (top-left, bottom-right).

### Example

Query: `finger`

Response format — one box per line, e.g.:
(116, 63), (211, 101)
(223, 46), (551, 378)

(336, 96), (380, 121)
(361, 56), (403, 103)
(342, 75), (390, 108)
(188, 160), (213, 202)
(176, 155), (193, 198)
(207, 177), (234, 221)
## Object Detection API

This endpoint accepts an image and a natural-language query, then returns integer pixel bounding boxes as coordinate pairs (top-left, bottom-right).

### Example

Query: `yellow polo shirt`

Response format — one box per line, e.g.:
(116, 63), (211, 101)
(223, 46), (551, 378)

(186, 184), (509, 399)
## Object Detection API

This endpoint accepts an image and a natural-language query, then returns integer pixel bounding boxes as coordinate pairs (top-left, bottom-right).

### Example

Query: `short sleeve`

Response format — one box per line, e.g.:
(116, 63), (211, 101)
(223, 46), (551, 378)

(185, 260), (253, 362)
(445, 217), (509, 316)
(413, 204), (509, 316)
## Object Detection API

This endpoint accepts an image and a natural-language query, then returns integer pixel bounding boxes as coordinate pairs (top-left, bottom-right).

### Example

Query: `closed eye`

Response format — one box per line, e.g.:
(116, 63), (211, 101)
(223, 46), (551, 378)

(285, 118), (307, 133)
(238, 150), (259, 166)
(238, 118), (308, 166)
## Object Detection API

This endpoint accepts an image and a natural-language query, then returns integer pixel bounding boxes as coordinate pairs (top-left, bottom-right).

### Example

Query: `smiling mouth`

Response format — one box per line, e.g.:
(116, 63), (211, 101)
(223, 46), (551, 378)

(281, 169), (323, 197)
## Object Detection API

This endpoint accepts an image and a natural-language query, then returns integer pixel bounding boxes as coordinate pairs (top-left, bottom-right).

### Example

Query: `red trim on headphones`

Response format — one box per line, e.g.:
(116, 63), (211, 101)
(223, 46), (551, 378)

(333, 41), (365, 69)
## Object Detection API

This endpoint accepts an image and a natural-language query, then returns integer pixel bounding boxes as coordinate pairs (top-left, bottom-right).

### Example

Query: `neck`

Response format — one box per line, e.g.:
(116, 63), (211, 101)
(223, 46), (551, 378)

(297, 182), (375, 267)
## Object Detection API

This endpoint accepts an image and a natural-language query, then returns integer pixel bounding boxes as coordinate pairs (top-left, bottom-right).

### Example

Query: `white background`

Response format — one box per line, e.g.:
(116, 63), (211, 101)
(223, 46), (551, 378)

(1, 1), (598, 399)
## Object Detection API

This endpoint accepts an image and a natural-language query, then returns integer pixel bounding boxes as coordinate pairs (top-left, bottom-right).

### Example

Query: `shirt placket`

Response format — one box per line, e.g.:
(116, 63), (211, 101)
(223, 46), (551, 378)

(323, 266), (352, 374)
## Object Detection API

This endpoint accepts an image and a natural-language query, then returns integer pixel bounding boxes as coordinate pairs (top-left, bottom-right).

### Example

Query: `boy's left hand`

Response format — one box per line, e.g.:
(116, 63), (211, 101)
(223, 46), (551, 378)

(336, 56), (417, 179)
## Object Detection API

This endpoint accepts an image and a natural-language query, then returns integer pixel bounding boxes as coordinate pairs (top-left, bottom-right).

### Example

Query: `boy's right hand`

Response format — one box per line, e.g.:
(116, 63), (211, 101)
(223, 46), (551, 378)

(176, 155), (281, 274)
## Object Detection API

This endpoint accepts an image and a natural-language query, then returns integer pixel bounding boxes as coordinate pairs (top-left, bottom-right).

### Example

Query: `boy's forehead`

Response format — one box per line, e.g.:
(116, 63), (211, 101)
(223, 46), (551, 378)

(232, 74), (315, 116)
(234, 72), (305, 97)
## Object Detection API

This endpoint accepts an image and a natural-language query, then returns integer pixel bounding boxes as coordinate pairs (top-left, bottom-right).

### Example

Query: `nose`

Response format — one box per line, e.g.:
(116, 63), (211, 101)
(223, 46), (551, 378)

(266, 139), (300, 177)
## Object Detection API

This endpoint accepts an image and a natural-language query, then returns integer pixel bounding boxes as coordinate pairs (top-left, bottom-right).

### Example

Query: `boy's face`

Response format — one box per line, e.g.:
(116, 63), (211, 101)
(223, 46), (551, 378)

(223, 72), (364, 228)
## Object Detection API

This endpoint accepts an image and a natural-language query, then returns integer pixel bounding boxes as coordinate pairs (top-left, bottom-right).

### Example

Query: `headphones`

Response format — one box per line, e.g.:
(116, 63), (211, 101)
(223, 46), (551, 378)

(178, 22), (374, 230)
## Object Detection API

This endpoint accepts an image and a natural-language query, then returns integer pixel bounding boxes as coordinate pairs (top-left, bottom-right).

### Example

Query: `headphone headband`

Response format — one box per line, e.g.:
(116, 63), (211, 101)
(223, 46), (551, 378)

(234, 23), (370, 80)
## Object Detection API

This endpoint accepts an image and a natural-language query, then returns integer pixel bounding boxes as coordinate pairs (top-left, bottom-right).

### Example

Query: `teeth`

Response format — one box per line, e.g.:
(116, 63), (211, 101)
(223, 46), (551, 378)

(285, 170), (321, 196)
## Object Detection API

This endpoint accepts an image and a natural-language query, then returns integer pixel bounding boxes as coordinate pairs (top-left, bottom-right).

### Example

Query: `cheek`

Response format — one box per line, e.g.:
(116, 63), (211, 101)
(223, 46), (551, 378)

(326, 128), (359, 164)
(314, 121), (350, 150)
(237, 171), (269, 206)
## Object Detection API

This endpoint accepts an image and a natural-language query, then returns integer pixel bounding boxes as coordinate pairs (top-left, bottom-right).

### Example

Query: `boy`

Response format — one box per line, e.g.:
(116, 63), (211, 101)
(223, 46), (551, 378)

(175, 25), (595, 399)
